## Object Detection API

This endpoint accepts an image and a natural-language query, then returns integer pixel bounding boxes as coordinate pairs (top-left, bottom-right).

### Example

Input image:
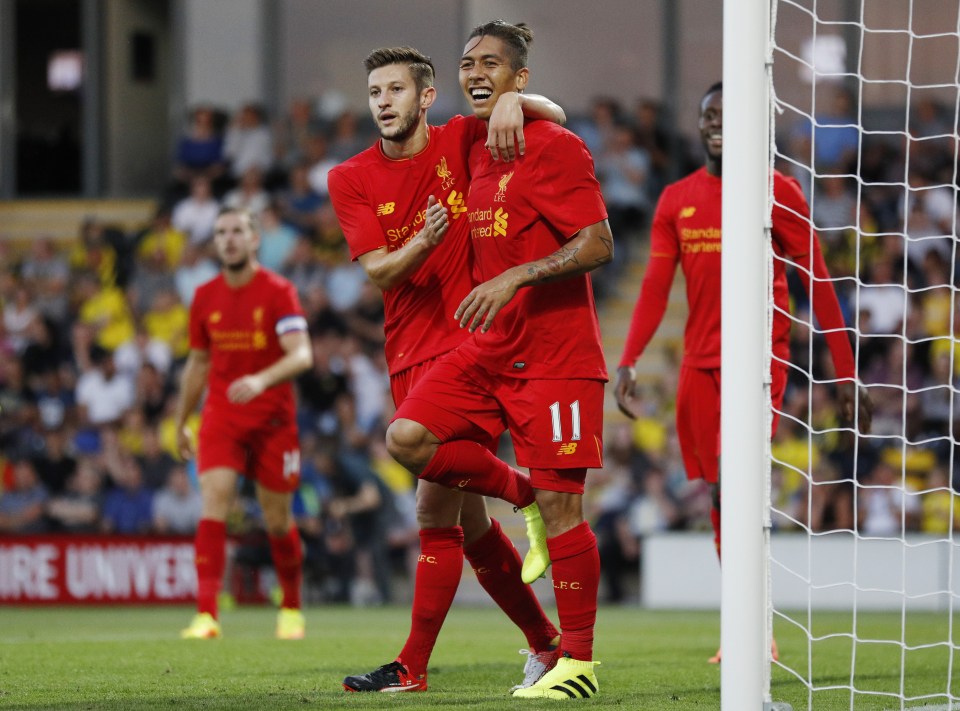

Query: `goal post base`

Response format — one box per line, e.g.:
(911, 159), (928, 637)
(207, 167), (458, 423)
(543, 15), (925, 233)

(764, 703), (794, 711)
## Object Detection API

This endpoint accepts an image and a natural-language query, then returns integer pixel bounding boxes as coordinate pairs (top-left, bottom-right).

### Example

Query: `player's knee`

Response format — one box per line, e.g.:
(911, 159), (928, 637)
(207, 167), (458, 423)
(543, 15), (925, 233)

(415, 483), (462, 529)
(386, 418), (433, 471)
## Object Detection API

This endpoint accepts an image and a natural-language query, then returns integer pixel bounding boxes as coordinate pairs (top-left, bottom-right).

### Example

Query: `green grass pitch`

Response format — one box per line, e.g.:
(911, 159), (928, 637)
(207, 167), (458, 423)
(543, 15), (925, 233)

(0, 605), (956, 709)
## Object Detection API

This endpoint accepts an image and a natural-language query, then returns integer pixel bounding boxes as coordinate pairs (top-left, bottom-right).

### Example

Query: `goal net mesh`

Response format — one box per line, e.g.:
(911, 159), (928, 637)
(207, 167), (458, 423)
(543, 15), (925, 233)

(768, 0), (960, 708)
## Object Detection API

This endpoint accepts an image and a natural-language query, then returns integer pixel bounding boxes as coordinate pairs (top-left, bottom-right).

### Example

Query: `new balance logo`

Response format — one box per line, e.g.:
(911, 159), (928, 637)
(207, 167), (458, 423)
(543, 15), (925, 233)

(550, 675), (597, 699)
(557, 443), (578, 455)
(680, 206), (696, 218)
(376, 202), (396, 216)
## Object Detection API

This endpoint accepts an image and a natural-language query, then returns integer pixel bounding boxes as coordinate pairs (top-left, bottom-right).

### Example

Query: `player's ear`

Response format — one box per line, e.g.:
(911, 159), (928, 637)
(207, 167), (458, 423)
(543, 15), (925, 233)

(515, 68), (529, 92)
(421, 86), (437, 110)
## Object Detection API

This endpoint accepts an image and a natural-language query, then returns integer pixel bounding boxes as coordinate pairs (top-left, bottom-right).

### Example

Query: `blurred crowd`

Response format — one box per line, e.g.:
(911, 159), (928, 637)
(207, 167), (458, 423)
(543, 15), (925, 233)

(1, 88), (958, 605)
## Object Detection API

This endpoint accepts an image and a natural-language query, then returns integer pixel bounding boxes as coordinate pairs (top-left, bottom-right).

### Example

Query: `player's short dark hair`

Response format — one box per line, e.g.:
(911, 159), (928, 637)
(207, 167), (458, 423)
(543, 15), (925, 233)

(364, 47), (435, 96)
(467, 20), (533, 71)
(216, 206), (258, 233)
(704, 81), (723, 99)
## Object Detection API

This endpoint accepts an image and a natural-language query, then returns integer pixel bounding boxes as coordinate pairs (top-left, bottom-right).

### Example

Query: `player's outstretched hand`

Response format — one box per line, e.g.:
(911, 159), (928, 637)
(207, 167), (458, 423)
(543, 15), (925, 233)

(177, 425), (195, 462)
(227, 373), (266, 404)
(419, 195), (449, 247)
(836, 380), (873, 434)
(614, 365), (640, 419)
(486, 91), (524, 161)
(455, 270), (521, 333)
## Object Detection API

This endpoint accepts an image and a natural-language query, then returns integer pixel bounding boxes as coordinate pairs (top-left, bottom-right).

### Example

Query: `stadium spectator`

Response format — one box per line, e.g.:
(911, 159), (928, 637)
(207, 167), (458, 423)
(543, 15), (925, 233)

(20, 236), (71, 324)
(128, 241), (178, 317)
(172, 105), (226, 191)
(615, 82), (872, 664)
(100, 452), (154, 535)
(114, 326), (173, 381)
(73, 271), (135, 352)
(276, 161), (325, 235)
(75, 344), (135, 430)
(173, 242), (219, 308)
(136, 425), (177, 490)
(135, 207), (188, 271)
(174, 207), (312, 641)
(172, 176), (221, 247)
(31, 426), (77, 495)
(3, 280), (39, 354)
(257, 201), (300, 273)
(273, 97), (323, 175)
(152, 464), (203, 535)
(0, 458), (49, 533)
(304, 133), (339, 199)
(222, 166), (270, 217)
(141, 289), (190, 361)
(592, 120), (652, 289)
(386, 22), (611, 699)
(316, 441), (392, 605)
(859, 460), (921, 536)
(330, 43), (565, 694)
(223, 103), (274, 181)
(45, 458), (103, 533)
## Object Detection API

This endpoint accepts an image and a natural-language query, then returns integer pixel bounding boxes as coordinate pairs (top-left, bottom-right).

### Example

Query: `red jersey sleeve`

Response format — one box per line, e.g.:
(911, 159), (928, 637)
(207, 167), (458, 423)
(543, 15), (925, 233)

(619, 190), (681, 366)
(188, 284), (210, 351)
(773, 172), (856, 379)
(529, 129), (607, 238)
(328, 165), (386, 261)
(272, 278), (308, 335)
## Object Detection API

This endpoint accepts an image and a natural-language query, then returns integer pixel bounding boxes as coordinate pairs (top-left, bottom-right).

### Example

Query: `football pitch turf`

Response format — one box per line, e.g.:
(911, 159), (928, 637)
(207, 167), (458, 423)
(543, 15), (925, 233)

(0, 605), (956, 709)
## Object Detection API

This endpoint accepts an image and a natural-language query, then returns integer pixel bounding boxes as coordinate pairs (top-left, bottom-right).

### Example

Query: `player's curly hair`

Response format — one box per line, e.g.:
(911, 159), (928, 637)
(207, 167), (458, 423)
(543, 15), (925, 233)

(467, 20), (533, 71)
(364, 47), (435, 96)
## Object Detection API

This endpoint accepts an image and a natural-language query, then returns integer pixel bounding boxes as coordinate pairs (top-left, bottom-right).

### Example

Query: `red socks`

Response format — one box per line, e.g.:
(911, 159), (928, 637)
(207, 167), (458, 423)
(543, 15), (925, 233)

(419, 440), (534, 508)
(464, 518), (559, 652)
(398, 526), (465, 677)
(547, 522), (600, 661)
(194, 518), (226, 618)
(268, 526), (304, 610)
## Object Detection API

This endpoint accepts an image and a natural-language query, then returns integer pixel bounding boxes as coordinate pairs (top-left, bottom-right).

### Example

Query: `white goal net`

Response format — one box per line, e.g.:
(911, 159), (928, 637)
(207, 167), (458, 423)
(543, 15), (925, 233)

(765, 1), (960, 709)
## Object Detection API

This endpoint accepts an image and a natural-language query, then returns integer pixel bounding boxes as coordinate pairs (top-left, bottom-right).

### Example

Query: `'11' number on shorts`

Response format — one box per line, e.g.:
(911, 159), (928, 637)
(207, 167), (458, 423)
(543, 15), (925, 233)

(549, 400), (581, 443)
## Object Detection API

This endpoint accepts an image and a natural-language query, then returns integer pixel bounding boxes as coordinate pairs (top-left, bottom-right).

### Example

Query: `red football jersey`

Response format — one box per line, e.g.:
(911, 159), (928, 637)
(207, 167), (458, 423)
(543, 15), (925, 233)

(189, 268), (307, 424)
(328, 115), (487, 375)
(457, 120), (608, 380)
(619, 167), (854, 379)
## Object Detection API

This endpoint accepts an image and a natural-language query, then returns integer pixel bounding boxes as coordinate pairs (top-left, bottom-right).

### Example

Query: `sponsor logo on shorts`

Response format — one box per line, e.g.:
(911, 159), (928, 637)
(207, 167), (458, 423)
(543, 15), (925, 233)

(456, 479), (470, 488)
(553, 579), (582, 590)
(417, 555), (438, 564)
(474, 566), (491, 575)
(557, 443), (578, 455)
(513, 361), (526, 369)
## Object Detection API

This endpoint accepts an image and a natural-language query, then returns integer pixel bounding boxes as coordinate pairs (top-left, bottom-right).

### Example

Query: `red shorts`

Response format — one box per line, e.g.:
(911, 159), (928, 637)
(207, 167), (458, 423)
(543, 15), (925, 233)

(390, 357), (441, 407)
(676, 362), (788, 484)
(197, 411), (301, 493)
(394, 349), (604, 478)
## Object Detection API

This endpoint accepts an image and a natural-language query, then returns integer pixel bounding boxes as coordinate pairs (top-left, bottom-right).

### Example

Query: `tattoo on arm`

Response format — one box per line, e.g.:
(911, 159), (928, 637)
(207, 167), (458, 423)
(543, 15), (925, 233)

(526, 245), (582, 282)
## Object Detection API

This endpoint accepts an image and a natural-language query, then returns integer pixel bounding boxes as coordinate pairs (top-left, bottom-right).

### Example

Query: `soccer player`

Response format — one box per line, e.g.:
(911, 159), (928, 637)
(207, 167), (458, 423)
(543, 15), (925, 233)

(614, 82), (873, 663)
(329, 46), (563, 693)
(386, 21), (612, 700)
(174, 207), (313, 640)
